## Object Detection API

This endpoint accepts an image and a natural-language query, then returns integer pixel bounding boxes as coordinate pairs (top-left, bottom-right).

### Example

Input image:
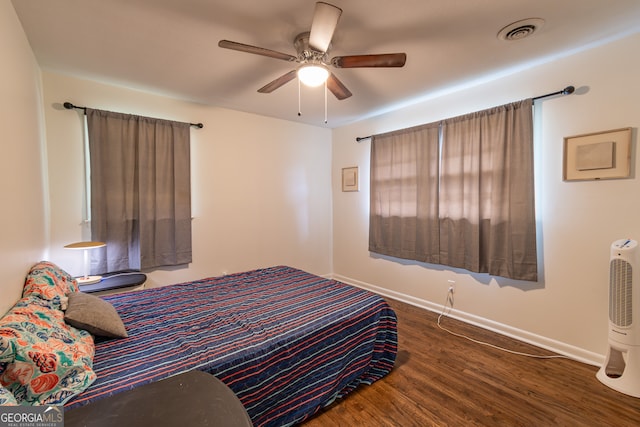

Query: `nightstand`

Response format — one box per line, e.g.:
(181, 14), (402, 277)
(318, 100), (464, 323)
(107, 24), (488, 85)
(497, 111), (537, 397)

(78, 271), (147, 295)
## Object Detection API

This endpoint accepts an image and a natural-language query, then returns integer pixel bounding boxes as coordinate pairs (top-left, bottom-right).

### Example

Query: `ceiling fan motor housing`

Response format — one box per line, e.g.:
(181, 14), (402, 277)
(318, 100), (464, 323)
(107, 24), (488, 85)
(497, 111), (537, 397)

(294, 32), (329, 65)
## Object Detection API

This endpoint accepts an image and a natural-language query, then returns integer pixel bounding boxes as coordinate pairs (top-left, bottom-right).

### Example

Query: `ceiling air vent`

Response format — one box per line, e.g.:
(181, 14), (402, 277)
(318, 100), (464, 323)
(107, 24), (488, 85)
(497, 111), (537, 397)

(497, 18), (545, 41)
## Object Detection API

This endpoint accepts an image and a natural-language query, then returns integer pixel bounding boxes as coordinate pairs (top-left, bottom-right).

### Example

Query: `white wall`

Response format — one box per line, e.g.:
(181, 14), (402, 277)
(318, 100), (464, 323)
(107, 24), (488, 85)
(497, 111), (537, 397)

(0, 3), (48, 315)
(331, 33), (640, 364)
(41, 72), (333, 287)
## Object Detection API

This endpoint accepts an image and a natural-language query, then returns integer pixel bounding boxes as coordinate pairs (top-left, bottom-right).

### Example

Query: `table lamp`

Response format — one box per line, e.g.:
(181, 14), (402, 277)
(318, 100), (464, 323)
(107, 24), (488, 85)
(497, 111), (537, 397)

(64, 241), (106, 285)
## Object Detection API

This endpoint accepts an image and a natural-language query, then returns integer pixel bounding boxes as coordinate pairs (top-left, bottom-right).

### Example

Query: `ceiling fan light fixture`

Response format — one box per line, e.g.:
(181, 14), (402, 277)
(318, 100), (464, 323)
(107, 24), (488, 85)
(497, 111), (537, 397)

(297, 64), (329, 87)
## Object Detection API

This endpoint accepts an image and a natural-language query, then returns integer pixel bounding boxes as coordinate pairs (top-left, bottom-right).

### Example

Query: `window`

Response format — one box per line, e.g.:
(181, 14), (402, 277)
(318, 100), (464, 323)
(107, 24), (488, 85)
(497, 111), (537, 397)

(370, 99), (537, 281)
(86, 108), (192, 273)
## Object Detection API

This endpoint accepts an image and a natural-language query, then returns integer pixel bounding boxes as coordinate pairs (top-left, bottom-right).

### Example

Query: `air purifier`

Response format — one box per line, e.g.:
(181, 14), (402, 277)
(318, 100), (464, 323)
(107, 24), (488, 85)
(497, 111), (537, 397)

(597, 238), (640, 397)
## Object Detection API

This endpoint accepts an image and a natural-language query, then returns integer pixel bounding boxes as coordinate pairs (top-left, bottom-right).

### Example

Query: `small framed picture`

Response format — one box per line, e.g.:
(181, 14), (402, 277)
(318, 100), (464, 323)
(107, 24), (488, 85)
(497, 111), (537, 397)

(563, 128), (632, 181)
(342, 166), (359, 192)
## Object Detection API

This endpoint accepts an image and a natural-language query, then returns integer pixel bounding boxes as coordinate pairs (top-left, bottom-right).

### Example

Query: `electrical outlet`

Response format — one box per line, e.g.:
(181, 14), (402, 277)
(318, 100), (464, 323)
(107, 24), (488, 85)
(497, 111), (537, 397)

(447, 279), (456, 293)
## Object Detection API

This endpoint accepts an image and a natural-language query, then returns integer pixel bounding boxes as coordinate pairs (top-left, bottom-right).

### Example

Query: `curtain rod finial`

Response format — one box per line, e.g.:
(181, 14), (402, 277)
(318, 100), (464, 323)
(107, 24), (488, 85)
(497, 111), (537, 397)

(63, 102), (74, 110)
(563, 86), (575, 95)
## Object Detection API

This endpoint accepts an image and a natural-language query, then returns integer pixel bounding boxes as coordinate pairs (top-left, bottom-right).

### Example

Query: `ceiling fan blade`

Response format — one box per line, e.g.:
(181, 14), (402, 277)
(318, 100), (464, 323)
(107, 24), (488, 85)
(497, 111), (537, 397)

(257, 70), (298, 93)
(331, 53), (407, 68)
(218, 40), (297, 62)
(326, 73), (352, 100)
(309, 2), (342, 53)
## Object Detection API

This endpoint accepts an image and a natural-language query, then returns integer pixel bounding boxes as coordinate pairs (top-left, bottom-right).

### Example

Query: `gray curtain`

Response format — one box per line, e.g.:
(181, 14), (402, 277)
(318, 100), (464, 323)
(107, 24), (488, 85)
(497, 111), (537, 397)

(369, 99), (537, 281)
(86, 108), (192, 273)
(439, 99), (537, 281)
(369, 122), (441, 263)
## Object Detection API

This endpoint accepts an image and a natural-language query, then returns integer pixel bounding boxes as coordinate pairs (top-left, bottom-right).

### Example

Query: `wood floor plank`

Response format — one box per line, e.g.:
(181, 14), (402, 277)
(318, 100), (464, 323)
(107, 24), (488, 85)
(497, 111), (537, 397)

(303, 298), (640, 426)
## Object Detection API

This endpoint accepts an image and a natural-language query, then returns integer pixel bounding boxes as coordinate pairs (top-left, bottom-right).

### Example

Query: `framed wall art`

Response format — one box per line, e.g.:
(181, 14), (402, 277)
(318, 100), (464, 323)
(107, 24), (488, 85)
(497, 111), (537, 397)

(563, 127), (632, 181)
(342, 166), (359, 192)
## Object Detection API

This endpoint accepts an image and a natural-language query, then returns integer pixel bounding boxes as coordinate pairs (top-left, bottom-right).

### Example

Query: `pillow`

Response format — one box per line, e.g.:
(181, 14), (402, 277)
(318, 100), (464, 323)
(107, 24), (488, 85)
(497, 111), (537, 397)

(0, 384), (17, 406)
(64, 292), (128, 339)
(22, 261), (79, 310)
(0, 296), (96, 405)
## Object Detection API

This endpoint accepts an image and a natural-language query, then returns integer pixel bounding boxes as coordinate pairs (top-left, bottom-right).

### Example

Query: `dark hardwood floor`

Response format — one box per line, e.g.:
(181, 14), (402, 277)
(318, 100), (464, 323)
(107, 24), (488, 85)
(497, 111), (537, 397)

(304, 298), (640, 426)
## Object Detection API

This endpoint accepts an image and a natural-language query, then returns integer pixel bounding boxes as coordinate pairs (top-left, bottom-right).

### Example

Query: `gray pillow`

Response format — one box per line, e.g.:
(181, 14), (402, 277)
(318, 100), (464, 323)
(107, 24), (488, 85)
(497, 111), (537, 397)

(64, 292), (128, 338)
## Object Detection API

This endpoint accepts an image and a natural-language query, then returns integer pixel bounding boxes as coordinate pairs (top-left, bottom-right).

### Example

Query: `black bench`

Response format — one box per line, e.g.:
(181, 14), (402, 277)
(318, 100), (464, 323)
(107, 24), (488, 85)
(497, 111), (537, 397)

(65, 370), (253, 427)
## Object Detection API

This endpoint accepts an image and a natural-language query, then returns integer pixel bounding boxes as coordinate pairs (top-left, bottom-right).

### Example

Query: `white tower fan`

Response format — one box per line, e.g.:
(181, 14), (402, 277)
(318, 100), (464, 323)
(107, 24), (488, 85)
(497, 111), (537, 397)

(597, 238), (640, 397)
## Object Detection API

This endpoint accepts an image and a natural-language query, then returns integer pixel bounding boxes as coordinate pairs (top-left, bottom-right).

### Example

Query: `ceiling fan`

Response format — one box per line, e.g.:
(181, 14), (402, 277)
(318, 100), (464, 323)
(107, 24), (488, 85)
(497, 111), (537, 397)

(218, 1), (407, 101)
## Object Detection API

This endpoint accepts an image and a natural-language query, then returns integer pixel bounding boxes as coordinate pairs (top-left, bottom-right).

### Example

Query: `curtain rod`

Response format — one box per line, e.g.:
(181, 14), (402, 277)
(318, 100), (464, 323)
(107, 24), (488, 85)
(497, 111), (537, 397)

(63, 102), (204, 128)
(355, 85), (575, 142)
(531, 85), (575, 101)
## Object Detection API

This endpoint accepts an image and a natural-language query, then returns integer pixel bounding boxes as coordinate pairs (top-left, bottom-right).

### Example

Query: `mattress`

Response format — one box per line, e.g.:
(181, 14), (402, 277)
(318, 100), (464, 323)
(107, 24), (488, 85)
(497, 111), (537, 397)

(64, 266), (398, 426)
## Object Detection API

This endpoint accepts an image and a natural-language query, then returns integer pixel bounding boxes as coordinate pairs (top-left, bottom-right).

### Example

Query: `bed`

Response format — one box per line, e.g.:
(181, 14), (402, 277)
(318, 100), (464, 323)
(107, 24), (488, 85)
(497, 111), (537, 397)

(55, 265), (398, 426)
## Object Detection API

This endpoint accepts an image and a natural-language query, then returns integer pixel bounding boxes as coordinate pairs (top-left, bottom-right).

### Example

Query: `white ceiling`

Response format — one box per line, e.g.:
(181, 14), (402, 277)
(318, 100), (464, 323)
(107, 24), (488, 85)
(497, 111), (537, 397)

(11, 0), (640, 128)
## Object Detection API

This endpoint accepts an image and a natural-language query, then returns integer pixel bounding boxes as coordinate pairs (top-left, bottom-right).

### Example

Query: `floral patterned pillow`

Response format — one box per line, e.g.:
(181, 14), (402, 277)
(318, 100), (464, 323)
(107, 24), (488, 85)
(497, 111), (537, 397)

(22, 261), (79, 310)
(0, 296), (96, 405)
(0, 384), (17, 405)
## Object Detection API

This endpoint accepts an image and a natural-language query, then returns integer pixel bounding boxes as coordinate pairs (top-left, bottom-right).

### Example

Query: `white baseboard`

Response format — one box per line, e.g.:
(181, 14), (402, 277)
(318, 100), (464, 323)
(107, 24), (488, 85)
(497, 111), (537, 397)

(333, 273), (604, 367)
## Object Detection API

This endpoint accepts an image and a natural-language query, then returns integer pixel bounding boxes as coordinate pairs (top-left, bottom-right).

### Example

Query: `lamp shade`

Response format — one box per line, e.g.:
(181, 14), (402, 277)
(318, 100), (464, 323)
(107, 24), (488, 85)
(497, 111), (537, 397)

(64, 241), (106, 250)
(297, 64), (329, 87)
(64, 241), (106, 285)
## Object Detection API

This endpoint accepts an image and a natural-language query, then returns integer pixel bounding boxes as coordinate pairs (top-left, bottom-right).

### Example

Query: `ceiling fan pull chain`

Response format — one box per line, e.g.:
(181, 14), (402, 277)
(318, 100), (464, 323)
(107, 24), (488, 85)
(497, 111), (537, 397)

(324, 80), (328, 124)
(298, 78), (302, 117)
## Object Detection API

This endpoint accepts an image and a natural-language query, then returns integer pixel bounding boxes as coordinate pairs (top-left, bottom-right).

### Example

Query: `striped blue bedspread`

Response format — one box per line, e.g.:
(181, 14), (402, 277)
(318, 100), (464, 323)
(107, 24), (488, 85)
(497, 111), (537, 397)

(64, 266), (398, 426)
